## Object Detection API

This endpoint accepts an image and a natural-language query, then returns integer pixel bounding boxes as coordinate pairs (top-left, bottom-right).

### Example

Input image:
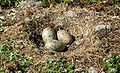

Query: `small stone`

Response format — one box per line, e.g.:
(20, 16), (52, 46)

(0, 16), (5, 20)
(10, 13), (16, 16)
(88, 67), (98, 73)
(33, 2), (41, 7)
(57, 30), (73, 45)
(95, 24), (112, 39)
(95, 24), (112, 32)
(42, 27), (56, 43)
(45, 40), (65, 52)
(24, 17), (31, 22)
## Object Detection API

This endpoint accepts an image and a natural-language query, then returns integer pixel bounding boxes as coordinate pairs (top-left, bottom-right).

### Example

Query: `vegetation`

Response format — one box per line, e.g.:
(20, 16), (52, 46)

(75, 0), (120, 6)
(0, 35), (32, 72)
(34, 57), (74, 73)
(0, 0), (21, 8)
(0, 35), (74, 72)
(45, 56), (74, 73)
(40, 0), (71, 7)
(103, 0), (120, 6)
(102, 54), (120, 73)
(0, 0), (120, 8)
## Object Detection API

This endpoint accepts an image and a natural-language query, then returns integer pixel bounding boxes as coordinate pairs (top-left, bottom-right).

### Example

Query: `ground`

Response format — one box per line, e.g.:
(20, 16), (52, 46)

(0, 0), (120, 73)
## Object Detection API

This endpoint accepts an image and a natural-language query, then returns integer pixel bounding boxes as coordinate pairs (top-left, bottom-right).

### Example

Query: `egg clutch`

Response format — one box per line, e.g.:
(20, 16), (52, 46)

(42, 27), (73, 52)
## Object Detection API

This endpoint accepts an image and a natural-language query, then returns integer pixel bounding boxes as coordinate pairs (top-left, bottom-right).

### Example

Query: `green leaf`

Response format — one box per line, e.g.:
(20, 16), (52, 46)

(18, 57), (31, 68)
(107, 68), (117, 73)
(4, 44), (12, 50)
(8, 51), (17, 61)
(0, 44), (4, 52)
(9, 36), (14, 43)
(59, 56), (66, 63)
(68, 64), (73, 69)
(63, 0), (71, 3)
(68, 70), (74, 73)
(15, 44), (20, 48)
(102, 54), (120, 73)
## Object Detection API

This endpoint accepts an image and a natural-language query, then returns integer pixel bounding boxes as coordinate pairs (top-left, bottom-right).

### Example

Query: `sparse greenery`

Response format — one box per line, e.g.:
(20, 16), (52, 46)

(79, 0), (101, 3)
(0, 0), (21, 8)
(1, 0), (119, 8)
(34, 64), (42, 73)
(39, 0), (120, 7)
(34, 56), (74, 73)
(103, 0), (120, 6)
(17, 56), (32, 70)
(45, 56), (74, 73)
(40, 0), (71, 7)
(0, 30), (74, 73)
(0, 35), (32, 72)
(102, 54), (120, 73)
(76, 0), (120, 6)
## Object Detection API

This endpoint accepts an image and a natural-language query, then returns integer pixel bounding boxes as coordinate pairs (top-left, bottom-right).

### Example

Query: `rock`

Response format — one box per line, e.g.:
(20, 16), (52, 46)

(10, 13), (16, 16)
(24, 17), (31, 22)
(88, 67), (98, 73)
(95, 24), (112, 39)
(34, 2), (41, 7)
(57, 30), (73, 45)
(95, 24), (112, 32)
(0, 16), (5, 20)
(42, 27), (56, 43)
(45, 40), (65, 52)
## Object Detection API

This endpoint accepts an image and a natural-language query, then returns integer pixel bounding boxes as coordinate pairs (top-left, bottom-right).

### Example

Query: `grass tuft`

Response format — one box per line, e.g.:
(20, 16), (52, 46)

(45, 56), (74, 73)
(0, 0), (21, 8)
(102, 54), (120, 73)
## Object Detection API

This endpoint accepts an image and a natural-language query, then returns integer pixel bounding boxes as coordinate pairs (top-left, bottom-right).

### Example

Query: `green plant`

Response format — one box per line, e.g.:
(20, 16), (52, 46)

(34, 64), (42, 73)
(79, 0), (101, 3)
(102, 54), (120, 73)
(0, 42), (17, 61)
(9, 35), (14, 43)
(0, 0), (21, 8)
(0, 44), (4, 52)
(0, 68), (4, 73)
(7, 51), (18, 61)
(40, 0), (71, 7)
(15, 0), (21, 6)
(0, 36), (32, 72)
(104, 0), (120, 6)
(0, 43), (12, 53)
(45, 56), (74, 73)
(18, 57), (32, 68)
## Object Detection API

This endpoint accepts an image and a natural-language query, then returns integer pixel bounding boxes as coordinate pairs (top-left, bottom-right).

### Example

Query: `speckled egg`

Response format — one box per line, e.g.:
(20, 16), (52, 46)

(57, 30), (73, 45)
(45, 40), (65, 52)
(42, 27), (56, 43)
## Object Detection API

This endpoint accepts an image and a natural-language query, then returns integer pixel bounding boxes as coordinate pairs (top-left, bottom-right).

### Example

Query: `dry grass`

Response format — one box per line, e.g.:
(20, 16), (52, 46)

(0, 1), (120, 73)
